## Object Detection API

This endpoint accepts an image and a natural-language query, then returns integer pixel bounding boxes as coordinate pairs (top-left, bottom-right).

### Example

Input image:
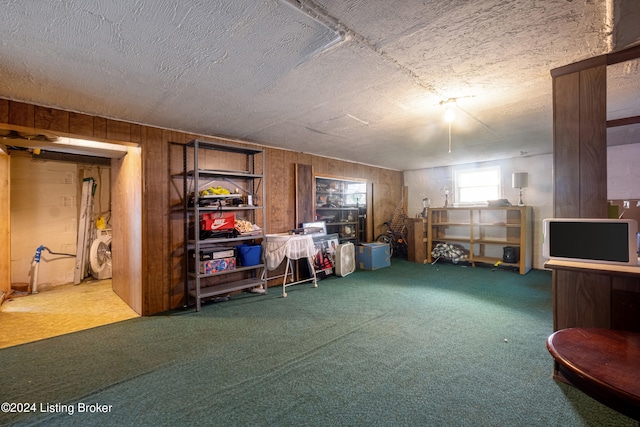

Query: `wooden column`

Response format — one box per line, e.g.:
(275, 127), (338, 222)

(549, 46), (640, 335)
(551, 59), (607, 219)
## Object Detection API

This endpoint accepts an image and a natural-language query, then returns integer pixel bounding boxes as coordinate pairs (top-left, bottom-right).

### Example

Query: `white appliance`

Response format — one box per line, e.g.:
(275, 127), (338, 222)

(542, 218), (639, 266)
(89, 229), (113, 279)
(335, 242), (356, 277)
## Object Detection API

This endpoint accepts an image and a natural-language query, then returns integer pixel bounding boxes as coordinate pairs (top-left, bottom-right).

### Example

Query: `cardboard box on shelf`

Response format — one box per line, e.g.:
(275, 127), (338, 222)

(199, 257), (236, 274)
(200, 212), (235, 231)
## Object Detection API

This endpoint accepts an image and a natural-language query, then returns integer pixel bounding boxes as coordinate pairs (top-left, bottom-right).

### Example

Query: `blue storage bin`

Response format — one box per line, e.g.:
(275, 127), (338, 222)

(356, 243), (391, 270)
(236, 244), (262, 266)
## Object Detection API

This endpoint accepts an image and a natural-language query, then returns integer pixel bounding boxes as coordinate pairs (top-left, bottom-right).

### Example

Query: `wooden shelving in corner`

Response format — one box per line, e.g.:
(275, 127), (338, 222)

(427, 206), (533, 274)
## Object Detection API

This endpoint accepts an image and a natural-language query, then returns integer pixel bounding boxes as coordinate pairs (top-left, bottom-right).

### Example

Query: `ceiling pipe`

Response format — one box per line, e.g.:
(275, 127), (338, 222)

(605, 0), (614, 52)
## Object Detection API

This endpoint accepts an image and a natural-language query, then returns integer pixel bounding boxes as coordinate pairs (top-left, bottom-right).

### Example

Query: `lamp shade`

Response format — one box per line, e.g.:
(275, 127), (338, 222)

(512, 172), (528, 189)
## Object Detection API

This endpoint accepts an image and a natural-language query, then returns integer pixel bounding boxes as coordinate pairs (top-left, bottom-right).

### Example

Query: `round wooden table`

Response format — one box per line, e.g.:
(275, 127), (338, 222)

(547, 328), (640, 421)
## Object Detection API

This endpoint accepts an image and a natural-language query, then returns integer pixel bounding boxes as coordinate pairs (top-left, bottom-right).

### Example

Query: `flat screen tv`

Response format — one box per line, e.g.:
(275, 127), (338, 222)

(542, 218), (639, 266)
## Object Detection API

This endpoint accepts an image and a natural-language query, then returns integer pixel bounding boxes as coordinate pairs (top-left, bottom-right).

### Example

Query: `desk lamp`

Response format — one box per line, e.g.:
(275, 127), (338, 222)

(512, 172), (528, 206)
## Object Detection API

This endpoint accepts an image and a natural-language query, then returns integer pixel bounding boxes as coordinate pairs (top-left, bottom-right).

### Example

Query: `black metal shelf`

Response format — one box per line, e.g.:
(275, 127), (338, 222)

(178, 139), (267, 311)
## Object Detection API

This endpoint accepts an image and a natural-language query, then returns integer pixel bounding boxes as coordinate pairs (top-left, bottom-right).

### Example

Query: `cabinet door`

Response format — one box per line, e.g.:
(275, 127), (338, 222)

(553, 269), (611, 330)
(315, 176), (366, 244)
(611, 276), (640, 332)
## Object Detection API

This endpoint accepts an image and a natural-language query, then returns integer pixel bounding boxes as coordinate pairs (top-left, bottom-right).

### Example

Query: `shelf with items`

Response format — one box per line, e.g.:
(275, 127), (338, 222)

(427, 206), (532, 274)
(179, 139), (267, 311)
(315, 207), (360, 243)
(314, 176), (367, 244)
(406, 218), (428, 263)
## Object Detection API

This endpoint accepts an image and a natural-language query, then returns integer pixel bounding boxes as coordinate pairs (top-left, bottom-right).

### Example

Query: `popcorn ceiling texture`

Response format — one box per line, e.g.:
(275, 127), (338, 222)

(0, 0), (638, 170)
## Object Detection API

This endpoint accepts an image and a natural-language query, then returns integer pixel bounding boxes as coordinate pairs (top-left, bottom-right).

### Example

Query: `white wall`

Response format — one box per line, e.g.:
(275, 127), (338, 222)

(10, 152), (111, 290)
(607, 143), (640, 199)
(405, 143), (640, 270)
(405, 154), (552, 270)
(611, 0), (640, 49)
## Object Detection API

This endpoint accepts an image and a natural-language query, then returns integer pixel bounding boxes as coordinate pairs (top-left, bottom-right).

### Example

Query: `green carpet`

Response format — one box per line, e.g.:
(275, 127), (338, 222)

(0, 260), (634, 426)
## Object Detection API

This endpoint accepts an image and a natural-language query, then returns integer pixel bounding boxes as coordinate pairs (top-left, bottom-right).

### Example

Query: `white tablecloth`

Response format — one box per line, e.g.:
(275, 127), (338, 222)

(263, 233), (316, 270)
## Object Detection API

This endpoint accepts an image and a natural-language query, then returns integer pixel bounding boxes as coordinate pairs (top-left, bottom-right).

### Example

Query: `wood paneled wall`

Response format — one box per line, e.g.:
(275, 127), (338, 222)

(0, 98), (403, 315)
(295, 164), (314, 226)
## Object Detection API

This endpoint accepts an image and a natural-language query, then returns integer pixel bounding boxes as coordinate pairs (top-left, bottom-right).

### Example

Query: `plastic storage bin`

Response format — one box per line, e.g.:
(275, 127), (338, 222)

(236, 244), (262, 266)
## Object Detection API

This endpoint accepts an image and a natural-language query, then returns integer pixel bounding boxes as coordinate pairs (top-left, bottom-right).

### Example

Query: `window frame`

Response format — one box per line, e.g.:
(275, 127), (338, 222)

(453, 166), (502, 205)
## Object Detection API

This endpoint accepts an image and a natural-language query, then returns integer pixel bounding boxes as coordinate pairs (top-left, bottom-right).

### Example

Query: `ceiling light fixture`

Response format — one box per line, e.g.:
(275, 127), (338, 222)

(0, 129), (130, 158)
(53, 137), (129, 153)
(438, 95), (476, 153)
(440, 99), (457, 153)
(443, 106), (456, 123)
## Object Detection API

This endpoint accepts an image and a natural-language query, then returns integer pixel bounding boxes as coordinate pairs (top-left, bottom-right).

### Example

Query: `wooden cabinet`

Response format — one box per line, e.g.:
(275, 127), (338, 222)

(406, 218), (428, 263)
(314, 177), (366, 244)
(545, 260), (640, 332)
(178, 139), (267, 311)
(427, 206), (532, 274)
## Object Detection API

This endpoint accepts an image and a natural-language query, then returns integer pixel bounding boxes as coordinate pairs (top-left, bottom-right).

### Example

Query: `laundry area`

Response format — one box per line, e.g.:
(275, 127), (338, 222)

(1, 146), (138, 347)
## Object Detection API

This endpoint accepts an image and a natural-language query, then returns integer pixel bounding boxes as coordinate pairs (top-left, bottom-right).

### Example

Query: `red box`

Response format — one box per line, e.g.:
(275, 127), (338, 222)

(200, 212), (235, 231)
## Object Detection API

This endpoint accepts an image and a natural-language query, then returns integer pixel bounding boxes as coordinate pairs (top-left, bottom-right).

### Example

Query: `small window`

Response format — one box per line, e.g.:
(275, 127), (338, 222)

(344, 182), (366, 206)
(454, 166), (501, 205)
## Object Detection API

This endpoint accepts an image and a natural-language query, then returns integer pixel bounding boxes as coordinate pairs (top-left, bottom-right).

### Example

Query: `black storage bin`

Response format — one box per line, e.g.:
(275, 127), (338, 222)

(503, 246), (519, 263)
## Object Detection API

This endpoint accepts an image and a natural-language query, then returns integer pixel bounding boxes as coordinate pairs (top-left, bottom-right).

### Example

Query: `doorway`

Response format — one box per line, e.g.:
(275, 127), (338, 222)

(0, 135), (141, 348)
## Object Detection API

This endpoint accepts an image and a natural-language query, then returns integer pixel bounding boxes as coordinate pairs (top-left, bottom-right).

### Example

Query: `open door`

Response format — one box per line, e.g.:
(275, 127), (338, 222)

(111, 147), (143, 314)
(0, 148), (10, 298)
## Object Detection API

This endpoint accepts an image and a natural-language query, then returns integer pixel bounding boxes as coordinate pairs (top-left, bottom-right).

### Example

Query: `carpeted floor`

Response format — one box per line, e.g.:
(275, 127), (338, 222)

(0, 260), (634, 426)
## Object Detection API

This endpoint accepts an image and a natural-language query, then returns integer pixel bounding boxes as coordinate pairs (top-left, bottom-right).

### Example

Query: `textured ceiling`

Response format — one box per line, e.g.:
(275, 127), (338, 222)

(1, 0), (639, 170)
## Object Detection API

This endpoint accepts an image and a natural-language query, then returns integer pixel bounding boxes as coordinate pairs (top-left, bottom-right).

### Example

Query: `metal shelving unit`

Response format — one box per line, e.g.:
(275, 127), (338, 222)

(180, 139), (267, 311)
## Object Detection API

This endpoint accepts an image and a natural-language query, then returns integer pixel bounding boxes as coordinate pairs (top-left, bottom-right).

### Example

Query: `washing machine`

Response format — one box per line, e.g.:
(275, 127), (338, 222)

(90, 230), (112, 280)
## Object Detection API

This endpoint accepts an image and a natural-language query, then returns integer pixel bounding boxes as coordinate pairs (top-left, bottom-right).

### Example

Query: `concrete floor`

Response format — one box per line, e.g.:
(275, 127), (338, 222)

(0, 279), (139, 349)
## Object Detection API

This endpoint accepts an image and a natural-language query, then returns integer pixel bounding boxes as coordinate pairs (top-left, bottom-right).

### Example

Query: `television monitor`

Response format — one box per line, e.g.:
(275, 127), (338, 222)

(542, 218), (639, 266)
